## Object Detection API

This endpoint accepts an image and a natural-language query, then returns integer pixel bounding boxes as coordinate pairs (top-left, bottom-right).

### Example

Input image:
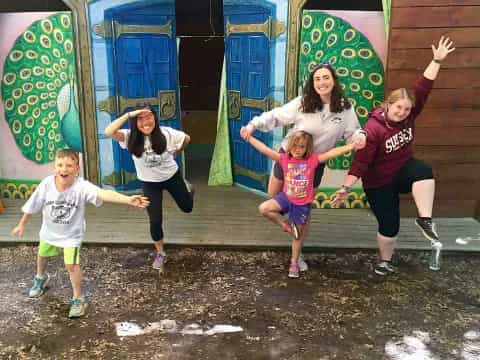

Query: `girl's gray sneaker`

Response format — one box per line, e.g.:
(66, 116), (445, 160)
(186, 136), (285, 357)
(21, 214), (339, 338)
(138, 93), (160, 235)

(153, 252), (167, 270)
(29, 273), (50, 297)
(298, 254), (308, 272)
(374, 261), (396, 276)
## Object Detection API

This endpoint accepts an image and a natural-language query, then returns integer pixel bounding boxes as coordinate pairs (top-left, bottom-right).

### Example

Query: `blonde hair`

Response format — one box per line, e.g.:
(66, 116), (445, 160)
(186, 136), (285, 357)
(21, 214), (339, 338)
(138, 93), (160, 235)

(383, 87), (415, 110)
(56, 149), (80, 165)
(285, 131), (313, 158)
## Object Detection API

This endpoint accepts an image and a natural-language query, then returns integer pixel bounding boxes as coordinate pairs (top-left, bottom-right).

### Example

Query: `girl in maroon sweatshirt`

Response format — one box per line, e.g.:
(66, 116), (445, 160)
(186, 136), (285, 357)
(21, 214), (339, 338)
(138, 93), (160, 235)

(333, 37), (455, 276)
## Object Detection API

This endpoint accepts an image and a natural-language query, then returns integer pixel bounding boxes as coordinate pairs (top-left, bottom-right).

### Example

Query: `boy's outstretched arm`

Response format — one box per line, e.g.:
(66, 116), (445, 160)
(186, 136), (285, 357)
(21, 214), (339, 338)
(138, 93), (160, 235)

(98, 190), (150, 208)
(240, 127), (280, 162)
(317, 143), (356, 163)
(11, 213), (32, 237)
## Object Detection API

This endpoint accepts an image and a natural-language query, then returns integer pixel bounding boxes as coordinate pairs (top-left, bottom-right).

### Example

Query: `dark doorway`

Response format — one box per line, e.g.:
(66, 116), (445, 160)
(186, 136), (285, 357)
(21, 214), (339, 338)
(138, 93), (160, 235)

(0, 1), (69, 12)
(303, 0), (382, 11)
(176, 0), (224, 184)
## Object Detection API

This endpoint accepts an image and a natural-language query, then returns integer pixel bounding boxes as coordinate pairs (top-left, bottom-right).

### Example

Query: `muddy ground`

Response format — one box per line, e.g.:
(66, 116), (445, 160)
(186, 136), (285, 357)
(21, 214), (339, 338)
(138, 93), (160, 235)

(0, 245), (479, 360)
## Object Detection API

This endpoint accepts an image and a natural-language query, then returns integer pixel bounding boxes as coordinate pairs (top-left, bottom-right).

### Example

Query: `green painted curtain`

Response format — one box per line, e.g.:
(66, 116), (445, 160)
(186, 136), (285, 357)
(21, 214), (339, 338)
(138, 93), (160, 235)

(208, 57), (233, 186)
(382, 0), (391, 37)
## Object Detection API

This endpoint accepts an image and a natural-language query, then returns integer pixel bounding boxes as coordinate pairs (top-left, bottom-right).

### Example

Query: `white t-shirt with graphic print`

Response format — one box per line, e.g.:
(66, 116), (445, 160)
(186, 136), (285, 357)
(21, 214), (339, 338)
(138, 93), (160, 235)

(22, 175), (102, 248)
(118, 127), (186, 182)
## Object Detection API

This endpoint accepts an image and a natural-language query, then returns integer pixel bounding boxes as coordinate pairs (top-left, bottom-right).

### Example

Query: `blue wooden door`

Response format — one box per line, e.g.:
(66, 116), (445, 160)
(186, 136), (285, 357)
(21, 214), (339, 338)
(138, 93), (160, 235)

(111, 5), (180, 190)
(224, 5), (273, 193)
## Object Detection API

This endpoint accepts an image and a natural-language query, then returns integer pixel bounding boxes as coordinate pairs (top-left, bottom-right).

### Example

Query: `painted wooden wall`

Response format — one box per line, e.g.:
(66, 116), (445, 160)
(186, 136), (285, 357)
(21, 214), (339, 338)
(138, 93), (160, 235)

(388, 0), (480, 218)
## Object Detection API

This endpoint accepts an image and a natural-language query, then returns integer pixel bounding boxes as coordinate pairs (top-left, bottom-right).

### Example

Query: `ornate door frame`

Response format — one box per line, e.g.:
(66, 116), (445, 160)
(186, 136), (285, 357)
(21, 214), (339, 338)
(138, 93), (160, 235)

(285, 0), (307, 102)
(61, 0), (99, 183)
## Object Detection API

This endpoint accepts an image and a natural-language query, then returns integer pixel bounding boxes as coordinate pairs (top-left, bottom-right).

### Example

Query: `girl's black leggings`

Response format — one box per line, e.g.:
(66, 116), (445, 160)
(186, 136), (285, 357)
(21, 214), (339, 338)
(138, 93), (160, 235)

(142, 170), (193, 241)
(364, 158), (434, 238)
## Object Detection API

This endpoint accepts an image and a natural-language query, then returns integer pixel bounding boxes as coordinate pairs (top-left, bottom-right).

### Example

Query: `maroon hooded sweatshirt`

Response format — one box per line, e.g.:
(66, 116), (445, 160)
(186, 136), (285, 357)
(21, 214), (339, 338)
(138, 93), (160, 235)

(348, 76), (433, 189)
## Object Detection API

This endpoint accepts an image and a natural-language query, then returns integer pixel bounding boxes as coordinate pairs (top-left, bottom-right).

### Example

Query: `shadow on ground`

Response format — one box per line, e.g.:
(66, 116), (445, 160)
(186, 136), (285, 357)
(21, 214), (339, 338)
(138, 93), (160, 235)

(1, 246), (479, 359)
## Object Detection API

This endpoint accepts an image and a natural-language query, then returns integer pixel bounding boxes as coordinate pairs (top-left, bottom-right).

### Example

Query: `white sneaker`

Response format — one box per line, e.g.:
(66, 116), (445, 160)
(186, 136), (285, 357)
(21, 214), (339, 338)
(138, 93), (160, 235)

(153, 252), (167, 270)
(29, 273), (50, 297)
(298, 254), (308, 272)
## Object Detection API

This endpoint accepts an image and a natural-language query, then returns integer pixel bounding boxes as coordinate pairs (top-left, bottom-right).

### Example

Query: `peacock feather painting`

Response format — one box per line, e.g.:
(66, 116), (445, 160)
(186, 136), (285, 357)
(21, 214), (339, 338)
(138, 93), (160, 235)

(299, 11), (385, 171)
(1, 12), (81, 165)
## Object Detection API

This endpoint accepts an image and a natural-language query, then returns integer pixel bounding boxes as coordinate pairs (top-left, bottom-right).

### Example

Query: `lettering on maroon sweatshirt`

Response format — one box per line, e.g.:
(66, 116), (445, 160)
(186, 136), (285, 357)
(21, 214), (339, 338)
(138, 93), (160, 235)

(385, 128), (413, 154)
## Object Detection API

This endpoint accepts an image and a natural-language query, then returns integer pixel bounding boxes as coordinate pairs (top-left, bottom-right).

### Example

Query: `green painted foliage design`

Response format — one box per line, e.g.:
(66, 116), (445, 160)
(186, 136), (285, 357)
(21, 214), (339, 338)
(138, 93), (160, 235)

(299, 11), (384, 170)
(2, 13), (80, 164)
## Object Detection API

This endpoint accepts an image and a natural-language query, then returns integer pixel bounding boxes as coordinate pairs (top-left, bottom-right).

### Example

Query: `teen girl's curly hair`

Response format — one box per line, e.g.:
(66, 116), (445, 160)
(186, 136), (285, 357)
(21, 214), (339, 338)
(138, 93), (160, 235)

(301, 63), (352, 114)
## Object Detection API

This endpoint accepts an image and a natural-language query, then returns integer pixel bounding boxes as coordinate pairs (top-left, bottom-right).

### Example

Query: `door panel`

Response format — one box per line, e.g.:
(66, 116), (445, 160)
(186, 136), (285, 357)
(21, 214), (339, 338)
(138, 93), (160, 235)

(108, 6), (180, 190)
(224, 6), (272, 192)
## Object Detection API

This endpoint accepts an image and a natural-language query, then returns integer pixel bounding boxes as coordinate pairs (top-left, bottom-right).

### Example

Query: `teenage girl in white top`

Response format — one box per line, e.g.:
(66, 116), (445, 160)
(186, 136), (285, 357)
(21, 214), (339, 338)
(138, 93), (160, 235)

(105, 102), (193, 271)
(242, 63), (366, 197)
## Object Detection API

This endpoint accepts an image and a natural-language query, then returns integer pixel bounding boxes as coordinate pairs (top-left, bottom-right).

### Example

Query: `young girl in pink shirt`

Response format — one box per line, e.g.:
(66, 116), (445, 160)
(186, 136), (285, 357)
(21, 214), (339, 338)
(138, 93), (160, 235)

(240, 129), (359, 278)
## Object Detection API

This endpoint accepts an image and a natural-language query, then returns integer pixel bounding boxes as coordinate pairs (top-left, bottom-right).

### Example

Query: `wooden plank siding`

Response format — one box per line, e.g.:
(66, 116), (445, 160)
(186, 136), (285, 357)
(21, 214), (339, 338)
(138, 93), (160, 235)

(414, 109), (480, 128)
(392, 7), (480, 28)
(389, 69), (480, 88)
(389, 48), (480, 69)
(394, 1), (480, 6)
(389, 0), (480, 216)
(390, 28), (480, 48)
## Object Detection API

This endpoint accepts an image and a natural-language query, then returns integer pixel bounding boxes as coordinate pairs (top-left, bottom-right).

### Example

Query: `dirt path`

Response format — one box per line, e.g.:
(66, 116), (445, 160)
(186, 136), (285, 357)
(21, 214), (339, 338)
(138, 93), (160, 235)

(1, 246), (479, 359)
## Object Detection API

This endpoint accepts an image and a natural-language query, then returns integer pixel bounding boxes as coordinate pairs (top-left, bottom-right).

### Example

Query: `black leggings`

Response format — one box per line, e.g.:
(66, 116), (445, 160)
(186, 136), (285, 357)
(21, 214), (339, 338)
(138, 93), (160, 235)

(365, 158), (434, 238)
(142, 170), (193, 242)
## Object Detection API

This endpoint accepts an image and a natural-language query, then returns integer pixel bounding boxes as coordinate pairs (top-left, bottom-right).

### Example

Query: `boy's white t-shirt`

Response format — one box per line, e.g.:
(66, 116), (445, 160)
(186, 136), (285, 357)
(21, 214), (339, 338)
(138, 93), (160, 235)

(118, 127), (186, 182)
(22, 175), (102, 248)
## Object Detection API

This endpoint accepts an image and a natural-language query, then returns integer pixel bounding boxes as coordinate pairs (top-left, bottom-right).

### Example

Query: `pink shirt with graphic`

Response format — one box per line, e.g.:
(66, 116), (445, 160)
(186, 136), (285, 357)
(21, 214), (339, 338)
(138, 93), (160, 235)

(279, 153), (320, 206)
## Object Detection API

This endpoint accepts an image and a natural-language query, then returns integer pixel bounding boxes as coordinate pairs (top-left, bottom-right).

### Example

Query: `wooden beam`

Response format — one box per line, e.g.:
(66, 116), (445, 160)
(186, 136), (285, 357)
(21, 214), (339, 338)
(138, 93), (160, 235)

(385, 88), (480, 108)
(389, 48), (480, 69)
(415, 127), (480, 146)
(415, 145), (480, 163)
(414, 109), (480, 128)
(392, 6), (480, 28)
(433, 163), (480, 182)
(388, 69), (480, 88)
(394, 0), (480, 6)
(390, 28), (480, 48)
(400, 199), (476, 217)
(434, 182), (480, 199)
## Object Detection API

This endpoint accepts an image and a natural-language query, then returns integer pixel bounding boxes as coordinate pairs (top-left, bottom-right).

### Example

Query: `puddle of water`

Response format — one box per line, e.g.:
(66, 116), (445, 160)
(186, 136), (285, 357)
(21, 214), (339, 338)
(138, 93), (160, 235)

(115, 320), (243, 337)
(385, 331), (437, 360)
(462, 330), (480, 360)
(385, 329), (480, 360)
(456, 234), (480, 245)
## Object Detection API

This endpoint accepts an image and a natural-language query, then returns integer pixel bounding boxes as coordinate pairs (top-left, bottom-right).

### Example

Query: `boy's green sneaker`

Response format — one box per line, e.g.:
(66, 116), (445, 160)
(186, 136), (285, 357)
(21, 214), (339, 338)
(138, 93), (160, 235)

(28, 273), (50, 297)
(69, 297), (87, 318)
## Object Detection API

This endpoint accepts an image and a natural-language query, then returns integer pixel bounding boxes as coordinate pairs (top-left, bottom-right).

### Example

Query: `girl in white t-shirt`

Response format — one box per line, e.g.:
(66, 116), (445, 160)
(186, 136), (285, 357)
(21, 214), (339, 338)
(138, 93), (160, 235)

(105, 102), (194, 271)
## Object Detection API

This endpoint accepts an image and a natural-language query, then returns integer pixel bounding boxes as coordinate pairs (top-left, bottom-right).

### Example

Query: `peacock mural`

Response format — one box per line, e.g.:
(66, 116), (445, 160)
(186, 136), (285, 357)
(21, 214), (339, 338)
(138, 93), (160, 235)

(299, 11), (385, 208)
(1, 12), (81, 165)
(299, 11), (385, 171)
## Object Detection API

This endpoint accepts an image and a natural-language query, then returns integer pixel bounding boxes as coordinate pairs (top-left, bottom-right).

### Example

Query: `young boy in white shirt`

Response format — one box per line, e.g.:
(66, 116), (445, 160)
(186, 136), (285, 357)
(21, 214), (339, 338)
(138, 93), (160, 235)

(11, 149), (149, 318)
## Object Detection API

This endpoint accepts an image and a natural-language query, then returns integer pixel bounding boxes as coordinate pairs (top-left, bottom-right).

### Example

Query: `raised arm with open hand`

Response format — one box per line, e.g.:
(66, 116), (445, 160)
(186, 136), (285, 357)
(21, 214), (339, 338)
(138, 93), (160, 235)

(424, 36), (455, 80)
(432, 36), (455, 62)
